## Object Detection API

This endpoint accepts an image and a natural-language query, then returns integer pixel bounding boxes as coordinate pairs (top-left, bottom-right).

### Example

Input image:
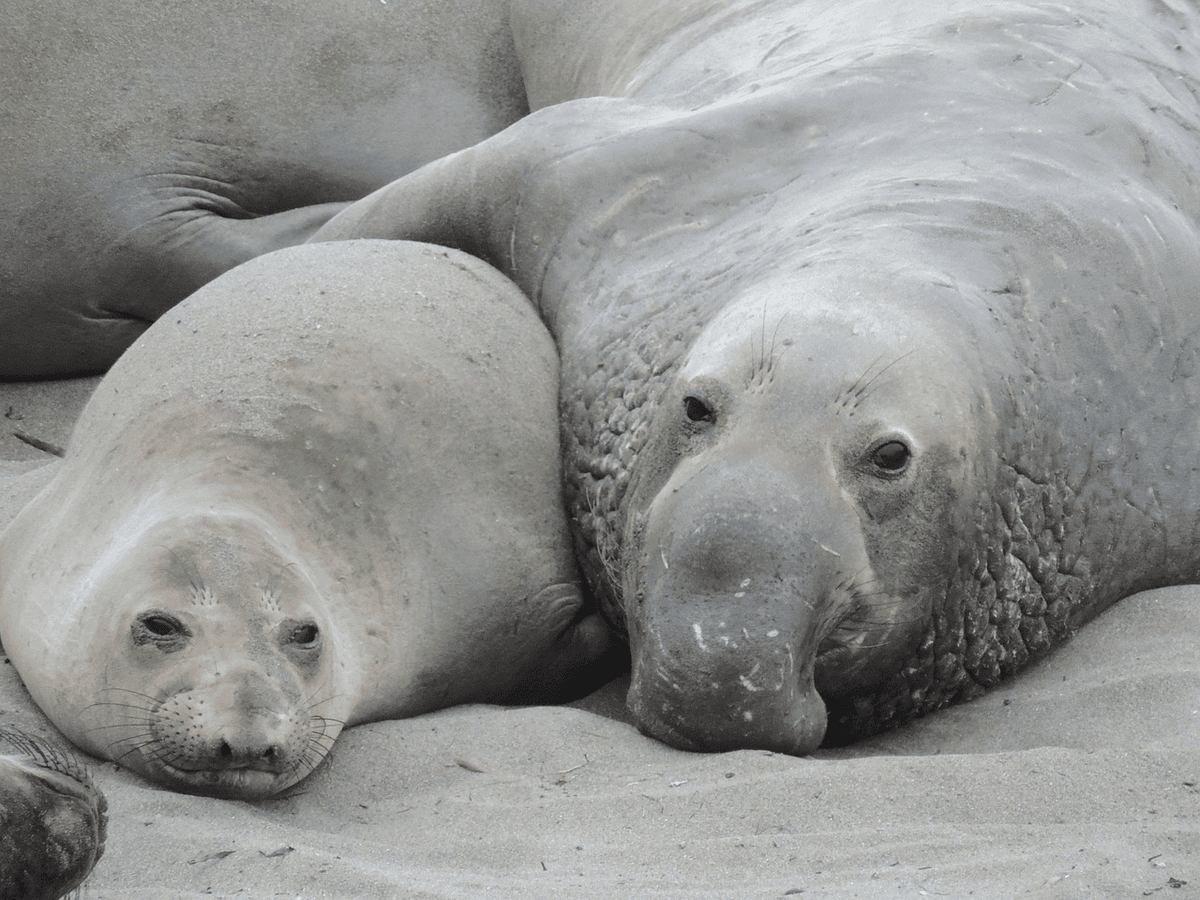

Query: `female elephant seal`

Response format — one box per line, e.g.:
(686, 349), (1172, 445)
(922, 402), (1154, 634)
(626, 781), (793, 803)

(0, 240), (613, 798)
(0, 727), (106, 900)
(312, 0), (1200, 753)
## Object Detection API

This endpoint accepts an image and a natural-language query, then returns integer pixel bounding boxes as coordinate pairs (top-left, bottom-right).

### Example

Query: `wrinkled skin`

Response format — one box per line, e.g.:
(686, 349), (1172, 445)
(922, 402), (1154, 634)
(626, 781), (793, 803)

(0, 727), (107, 900)
(0, 241), (614, 797)
(312, 0), (1200, 752)
(0, 0), (527, 378)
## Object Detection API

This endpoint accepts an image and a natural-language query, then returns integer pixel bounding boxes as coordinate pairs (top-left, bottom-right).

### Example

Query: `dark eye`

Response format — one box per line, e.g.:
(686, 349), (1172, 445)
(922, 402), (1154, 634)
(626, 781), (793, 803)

(132, 612), (189, 649)
(683, 395), (714, 423)
(870, 440), (911, 474)
(144, 615), (178, 636)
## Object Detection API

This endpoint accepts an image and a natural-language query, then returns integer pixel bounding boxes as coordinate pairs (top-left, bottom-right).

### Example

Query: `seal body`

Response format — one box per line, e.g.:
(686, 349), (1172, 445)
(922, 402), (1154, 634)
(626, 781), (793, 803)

(0, 240), (612, 797)
(312, 0), (1200, 752)
(0, 726), (107, 900)
(0, 0), (527, 378)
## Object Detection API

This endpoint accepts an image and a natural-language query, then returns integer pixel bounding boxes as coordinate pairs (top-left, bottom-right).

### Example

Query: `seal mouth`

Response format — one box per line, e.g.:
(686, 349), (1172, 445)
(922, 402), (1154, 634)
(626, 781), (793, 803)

(152, 761), (301, 799)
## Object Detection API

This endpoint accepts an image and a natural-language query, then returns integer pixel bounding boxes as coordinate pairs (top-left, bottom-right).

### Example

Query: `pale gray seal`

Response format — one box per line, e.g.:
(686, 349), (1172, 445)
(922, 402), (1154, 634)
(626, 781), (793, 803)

(0, 240), (613, 796)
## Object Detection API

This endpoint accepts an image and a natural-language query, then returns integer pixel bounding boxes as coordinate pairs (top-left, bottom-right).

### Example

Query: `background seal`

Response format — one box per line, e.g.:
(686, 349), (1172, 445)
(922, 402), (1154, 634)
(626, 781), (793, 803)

(0, 0), (528, 378)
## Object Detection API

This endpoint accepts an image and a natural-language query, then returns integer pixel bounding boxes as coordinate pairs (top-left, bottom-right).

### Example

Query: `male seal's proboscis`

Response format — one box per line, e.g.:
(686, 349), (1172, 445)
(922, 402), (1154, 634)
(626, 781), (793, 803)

(0, 726), (107, 900)
(0, 241), (613, 797)
(311, 0), (1200, 753)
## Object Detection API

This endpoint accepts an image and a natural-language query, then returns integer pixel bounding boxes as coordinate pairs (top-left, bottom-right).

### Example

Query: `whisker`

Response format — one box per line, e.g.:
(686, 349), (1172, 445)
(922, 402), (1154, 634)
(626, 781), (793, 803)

(767, 310), (789, 373)
(82, 702), (158, 717)
(83, 721), (158, 734)
(108, 738), (160, 766)
(583, 480), (621, 589)
(836, 350), (919, 412)
(303, 675), (347, 717)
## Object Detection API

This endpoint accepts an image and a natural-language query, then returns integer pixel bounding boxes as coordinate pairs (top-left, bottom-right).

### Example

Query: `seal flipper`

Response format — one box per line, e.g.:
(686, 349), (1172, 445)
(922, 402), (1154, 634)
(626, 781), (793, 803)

(0, 727), (107, 900)
(102, 199), (352, 320)
(3, 200), (351, 380)
(503, 584), (627, 704)
(307, 97), (659, 305)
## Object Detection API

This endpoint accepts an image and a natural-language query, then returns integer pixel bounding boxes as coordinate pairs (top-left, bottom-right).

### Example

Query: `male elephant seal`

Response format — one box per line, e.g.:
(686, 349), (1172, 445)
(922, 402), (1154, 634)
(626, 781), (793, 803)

(312, 0), (1200, 753)
(0, 0), (528, 379)
(0, 726), (107, 900)
(0, 240), (613, 797)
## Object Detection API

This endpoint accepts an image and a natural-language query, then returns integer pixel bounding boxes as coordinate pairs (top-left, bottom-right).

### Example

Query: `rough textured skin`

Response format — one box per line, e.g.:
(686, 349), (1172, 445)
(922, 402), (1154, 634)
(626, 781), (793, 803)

(0, 241), (613, 796)
(0, 726), (107, 900)
(0, 0), (527, 379)
(313, 0), (1200, 752)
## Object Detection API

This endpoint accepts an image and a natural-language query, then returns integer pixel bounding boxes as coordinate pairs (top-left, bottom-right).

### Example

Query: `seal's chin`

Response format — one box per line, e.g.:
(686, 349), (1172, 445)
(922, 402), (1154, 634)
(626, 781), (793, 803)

(628, 677), (830, 756)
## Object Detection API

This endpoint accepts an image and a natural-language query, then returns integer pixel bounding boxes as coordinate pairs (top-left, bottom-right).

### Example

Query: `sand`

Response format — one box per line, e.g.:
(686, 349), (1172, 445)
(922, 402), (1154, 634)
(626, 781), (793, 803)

(0, 377), (1196, 899)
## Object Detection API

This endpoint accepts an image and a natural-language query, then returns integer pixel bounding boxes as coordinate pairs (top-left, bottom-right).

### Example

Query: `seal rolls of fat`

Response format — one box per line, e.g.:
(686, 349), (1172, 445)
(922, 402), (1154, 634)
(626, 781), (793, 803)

(0, 240), (614, 798)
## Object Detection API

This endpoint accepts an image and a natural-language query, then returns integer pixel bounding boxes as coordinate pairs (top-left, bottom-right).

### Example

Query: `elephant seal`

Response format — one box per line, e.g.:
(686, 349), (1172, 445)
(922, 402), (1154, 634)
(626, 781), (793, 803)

(0, 240), (614, 797)
(311, 0), (1200, 753)
(0, 726), (107, 900)
(0, 0), (528, 379)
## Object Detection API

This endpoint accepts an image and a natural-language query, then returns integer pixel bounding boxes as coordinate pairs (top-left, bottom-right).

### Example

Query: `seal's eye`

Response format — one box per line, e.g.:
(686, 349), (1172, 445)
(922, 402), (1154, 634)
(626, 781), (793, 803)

(145, 617), (172, 635)
(132, 612), (190, 650)
(683, 395), (714, 423)
(281, 620), (322, 667)
(142, 614), (182, 636)
(870, 440), (911, 474)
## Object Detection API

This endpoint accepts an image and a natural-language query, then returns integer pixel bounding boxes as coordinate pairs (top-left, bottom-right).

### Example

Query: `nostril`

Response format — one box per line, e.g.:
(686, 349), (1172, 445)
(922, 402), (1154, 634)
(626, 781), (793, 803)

(213, 737), (283, 768)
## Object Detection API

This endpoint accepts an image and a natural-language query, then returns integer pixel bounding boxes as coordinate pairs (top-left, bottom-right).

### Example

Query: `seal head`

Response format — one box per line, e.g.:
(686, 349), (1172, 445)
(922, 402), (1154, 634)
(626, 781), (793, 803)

(622, 268), (993, 753)
(82, 515), (340, 799)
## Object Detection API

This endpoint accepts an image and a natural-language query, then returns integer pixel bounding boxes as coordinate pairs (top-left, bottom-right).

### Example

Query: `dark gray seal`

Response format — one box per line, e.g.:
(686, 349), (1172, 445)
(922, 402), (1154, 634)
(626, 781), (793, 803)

(0, 0), (527, 379)
(311, 0), (1200, 753)
(0, 726), (107, 900)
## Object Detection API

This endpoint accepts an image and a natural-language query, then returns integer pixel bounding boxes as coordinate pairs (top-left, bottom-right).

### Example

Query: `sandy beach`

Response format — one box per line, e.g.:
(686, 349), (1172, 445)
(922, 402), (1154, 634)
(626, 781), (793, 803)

(0, 376), (1196, 899)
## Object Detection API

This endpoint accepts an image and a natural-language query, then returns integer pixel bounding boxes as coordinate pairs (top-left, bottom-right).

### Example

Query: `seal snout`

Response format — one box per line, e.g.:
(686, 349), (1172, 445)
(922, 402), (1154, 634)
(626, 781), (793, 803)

(208, 729), (297, 774)
(144, 669), (319, 796)
(628, 634), (830, 755)
(626, 456), (865, 756)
